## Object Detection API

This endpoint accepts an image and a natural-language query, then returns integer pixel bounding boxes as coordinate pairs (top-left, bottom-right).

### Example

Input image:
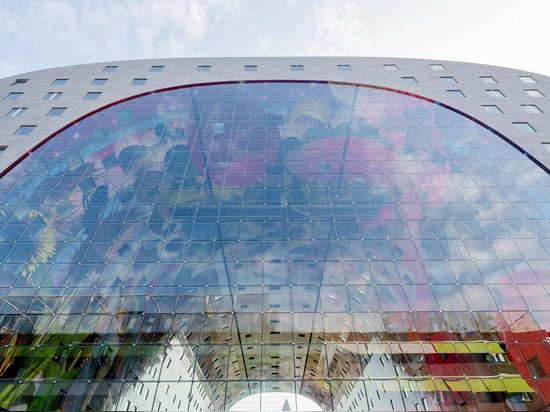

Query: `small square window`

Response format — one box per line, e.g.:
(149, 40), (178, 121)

(15, 125), (36, 135)
(6, 107), (27, 117)
(291, 65), (304, 71)
(92, 78), (108, 86)
(525, 89), (544, 97)
(5, 92), (23, 101)
(0, 146), (7, 152)
(197, 65), (211, 72)
(102, 65), (118, 72)
(47, 107), (66, 116)
(384, 64), (399, 71)
(131, 78), (147, 86)
(44, 92), (62, 101)
(522, 104), (543, 114)
(519, 76), (537, 84)
(479, 76), (497, 84)
(401, 77), (417, 84)
(244, 65), (257, 72)
(482, 105), (502, 114)
(84, 92), (101, 100)
(51, 79), (68, 86)
(447, 90), (465, 97)
(513, 122), (536, 133)
(430, 64), (445, 71)
(440, 76), (457, 84)
(11, 79), (28, 86)
(486, 89), (505, 98)
(337, 64), (351, 71)
(150, 65), (164, 72)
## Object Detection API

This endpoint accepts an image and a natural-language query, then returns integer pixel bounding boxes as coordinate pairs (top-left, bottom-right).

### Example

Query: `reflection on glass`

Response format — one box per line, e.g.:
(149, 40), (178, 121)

(1, 81), (550, 411)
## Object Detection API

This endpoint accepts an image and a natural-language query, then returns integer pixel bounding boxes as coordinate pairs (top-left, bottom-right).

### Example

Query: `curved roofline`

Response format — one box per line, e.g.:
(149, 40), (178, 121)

(1, 79), (548, 179)
(2, 56), (549, 81)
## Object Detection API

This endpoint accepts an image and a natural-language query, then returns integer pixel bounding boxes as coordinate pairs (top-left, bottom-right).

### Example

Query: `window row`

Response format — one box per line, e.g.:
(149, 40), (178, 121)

(8, 67), (540, 83)
(401, 75), (542, 88)
(445, 88), (545, 98)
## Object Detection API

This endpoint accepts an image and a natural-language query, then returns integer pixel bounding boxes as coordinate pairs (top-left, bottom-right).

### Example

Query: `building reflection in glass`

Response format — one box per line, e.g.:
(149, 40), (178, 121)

(1, 81), (550, 411)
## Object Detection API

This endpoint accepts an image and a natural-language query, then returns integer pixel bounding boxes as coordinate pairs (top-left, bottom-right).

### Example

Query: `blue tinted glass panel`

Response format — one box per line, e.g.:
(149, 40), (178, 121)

(47, 107), (66, 116)
(15, 125), (35, 135)
(51, 79), (68, 86)
(84, 92), (101, 99)
(4, 92), (22, 100)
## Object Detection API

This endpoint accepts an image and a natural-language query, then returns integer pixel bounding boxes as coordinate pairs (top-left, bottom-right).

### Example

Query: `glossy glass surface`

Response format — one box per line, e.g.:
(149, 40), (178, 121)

(1, 81), (550, 411)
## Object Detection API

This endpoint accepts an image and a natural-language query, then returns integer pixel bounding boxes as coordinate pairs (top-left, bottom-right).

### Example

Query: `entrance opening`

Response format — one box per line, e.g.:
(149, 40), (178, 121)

(229, 392), (323, 411)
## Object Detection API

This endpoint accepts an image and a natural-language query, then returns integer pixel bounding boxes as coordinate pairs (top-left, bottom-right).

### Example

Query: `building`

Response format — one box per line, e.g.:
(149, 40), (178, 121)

(0, 57), (549, 411)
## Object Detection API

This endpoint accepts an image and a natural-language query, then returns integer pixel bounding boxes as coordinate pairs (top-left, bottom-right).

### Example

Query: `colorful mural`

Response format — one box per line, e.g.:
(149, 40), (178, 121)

(0, 81), (549, 411)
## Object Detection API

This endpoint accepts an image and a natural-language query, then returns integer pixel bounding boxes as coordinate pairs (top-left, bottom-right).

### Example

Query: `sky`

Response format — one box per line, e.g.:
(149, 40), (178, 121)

(0, 0), (549, 79)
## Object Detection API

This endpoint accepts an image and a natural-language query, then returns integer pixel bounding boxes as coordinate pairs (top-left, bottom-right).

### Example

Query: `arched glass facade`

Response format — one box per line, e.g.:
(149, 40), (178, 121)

(1, 81), (550, 411)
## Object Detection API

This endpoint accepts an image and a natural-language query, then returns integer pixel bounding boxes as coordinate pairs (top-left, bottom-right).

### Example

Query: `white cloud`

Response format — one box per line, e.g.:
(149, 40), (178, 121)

(0, 0), (549, 78)
(308, 1), (370, 56)
(0, 0), (234, 77)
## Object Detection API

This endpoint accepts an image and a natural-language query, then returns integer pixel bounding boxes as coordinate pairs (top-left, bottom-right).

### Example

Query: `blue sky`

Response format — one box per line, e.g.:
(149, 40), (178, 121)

(0, 0), (548, 79)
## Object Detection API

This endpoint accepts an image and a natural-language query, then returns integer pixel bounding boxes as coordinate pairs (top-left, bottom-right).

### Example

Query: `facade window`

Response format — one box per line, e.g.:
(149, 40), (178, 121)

(11, 78), (28, 86)
(197, 65), (211, 72)
(519, 76), (537, 83)
(84, 92), (101, 100)
(51, 79), (68, 86)
(44, 92), (62, 101)
(337, 64), (351, 71)
(15, 125), (36, 135)
(513, 122), (536, 133)
(479, 76), (497, 83)
(92, 78), (108, 86)
(5, 92), (23, 100)
(440, 76), (457, 83)
(482, 105), (502, 114)
(525, 89), (544, 97)
(150, 65), (164, 72)
(401, 77), (417, 84)
(290, 65), (304, 71)
(244, 65), (258, 72)
(102, 65), (118, 72)
(131, 78), (147, 86)
(522, 104), (543, 114)
(47, 107), (66, 117)
(6, 107), (27, 117)
(486, 89), (505, 98)
(384, 64), (398, 71)
(447, 89), (465, 97)
(430, 64), (445, 71)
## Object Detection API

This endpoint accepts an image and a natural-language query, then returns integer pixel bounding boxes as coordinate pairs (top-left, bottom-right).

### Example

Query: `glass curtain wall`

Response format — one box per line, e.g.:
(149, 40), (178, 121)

(0, 81), (550, 411)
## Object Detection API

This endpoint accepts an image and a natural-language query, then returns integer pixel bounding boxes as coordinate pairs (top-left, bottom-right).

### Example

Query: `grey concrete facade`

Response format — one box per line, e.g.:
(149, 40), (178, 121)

(1, 57), (549, 174)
